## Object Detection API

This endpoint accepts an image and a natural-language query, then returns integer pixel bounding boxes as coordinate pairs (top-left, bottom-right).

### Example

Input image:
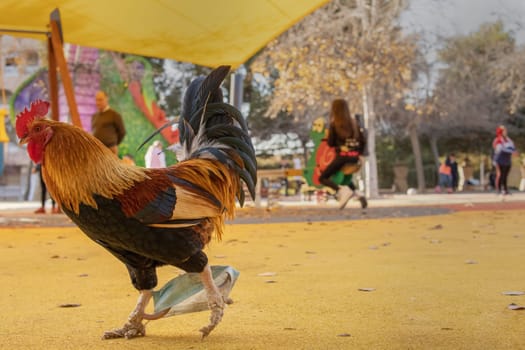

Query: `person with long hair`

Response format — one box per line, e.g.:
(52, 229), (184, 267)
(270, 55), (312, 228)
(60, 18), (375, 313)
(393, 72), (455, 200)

(319, 99), (367, 209)
(492, 125), (516, 195)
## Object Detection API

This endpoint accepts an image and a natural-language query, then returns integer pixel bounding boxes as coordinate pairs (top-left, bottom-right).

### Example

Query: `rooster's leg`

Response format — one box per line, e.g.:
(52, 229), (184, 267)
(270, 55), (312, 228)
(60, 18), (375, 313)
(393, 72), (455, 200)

(102, 290), (167, 340)
(199, 264), (226, 338)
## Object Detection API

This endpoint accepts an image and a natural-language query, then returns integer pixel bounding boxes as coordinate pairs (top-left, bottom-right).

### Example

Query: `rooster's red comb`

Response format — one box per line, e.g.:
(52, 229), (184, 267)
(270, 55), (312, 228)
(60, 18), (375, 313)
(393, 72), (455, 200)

(15, 100), (50, 139)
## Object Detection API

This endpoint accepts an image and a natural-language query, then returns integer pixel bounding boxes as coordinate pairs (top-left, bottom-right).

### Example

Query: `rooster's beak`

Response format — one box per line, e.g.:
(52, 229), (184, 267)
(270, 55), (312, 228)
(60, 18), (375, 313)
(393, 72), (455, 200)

(19, 136), (28, 145)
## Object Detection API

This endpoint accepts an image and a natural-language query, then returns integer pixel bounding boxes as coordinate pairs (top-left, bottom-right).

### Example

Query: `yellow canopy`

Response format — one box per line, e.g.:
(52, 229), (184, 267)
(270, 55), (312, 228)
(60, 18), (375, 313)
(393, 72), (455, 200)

(0, 0), (329, 68)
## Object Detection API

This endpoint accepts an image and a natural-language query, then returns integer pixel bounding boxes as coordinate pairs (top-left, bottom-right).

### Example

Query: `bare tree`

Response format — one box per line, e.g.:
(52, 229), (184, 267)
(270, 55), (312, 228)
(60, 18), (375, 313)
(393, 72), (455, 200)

(490, 47), (525, 116)
(426, 21), (515, 153)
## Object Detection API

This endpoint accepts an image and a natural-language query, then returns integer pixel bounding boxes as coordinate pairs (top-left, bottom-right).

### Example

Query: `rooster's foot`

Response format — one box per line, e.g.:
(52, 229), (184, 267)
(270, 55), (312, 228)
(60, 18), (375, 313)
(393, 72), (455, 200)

(102, 289), (157, 339)
(199, 292), (225, 338)
(102, 311), (146, 340)
(102, 321), (145, 339)
(102, 302), (147, 339)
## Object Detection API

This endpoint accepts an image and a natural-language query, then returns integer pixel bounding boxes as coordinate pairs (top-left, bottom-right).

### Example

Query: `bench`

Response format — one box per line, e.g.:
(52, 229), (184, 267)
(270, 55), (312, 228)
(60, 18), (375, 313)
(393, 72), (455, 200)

(255, 168), (305, 208)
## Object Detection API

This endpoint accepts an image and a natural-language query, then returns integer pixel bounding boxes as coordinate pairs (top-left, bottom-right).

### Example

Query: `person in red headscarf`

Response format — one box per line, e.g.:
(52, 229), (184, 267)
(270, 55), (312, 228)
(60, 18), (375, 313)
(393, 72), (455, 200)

(492, 125), (516, 195)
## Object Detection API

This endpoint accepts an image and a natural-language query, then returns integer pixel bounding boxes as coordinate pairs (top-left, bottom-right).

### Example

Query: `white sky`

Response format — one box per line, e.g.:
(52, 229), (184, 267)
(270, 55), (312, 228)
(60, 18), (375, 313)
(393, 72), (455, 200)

(399, 0), (525, 91)
(400, 0), (525, 47)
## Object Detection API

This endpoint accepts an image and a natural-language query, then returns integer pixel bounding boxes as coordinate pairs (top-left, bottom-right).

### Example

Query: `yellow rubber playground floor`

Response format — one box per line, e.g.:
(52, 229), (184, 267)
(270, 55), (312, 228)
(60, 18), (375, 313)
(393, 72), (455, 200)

(1, 206), (525, 349)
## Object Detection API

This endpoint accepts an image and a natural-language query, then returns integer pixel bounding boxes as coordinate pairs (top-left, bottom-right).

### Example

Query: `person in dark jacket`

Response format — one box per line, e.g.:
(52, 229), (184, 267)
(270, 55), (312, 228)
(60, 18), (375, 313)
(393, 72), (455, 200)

(446, 153), (459, 191)
(319, 99), (367, 209)
(91, 90), (126, 156)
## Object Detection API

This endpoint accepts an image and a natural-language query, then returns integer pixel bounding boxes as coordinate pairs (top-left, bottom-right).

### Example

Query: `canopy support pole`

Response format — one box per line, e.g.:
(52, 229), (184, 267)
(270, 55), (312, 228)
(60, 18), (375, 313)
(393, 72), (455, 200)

(48, 8), (81, 127)
(47, 35), (59, 121)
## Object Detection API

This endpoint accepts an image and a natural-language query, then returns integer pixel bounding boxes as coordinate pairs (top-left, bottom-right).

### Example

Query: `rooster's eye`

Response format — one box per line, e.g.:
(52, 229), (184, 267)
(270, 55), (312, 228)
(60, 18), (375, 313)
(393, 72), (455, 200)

(34, 126), (41, 132)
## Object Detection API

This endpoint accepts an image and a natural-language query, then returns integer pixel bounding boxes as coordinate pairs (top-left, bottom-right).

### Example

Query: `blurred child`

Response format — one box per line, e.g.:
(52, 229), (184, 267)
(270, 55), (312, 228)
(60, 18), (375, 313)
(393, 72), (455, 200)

(435, 158), (453, 193)
(122, 154), (136, 166)
(145, 140), (166, 168)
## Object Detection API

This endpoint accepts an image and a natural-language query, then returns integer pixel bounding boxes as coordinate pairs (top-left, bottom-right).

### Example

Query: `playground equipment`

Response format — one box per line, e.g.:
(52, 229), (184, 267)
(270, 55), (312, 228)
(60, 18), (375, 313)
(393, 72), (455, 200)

(302, 117), (362, 203)
(253, 116), (365, 208)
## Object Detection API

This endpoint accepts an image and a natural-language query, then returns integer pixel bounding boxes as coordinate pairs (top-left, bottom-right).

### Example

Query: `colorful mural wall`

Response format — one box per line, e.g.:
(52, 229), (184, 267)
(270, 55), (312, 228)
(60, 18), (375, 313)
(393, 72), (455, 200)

(9, 46), (178, 167)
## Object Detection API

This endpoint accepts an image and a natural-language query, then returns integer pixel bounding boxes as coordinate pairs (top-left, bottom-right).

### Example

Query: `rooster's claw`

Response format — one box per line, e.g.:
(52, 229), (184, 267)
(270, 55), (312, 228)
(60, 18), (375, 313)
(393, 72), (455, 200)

(102, 320), (146, 340)
(199, 296), (225, 339)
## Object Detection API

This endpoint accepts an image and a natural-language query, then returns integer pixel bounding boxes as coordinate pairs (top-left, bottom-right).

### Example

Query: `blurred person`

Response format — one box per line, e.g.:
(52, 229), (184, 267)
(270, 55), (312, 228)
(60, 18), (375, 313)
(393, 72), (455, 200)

(27, 161), (39, 201)
(435, 157), (453, 193)
(492, 125), (516, 195)
(91, 90), (126, 156)
(122, 154), (136, 166)
(145, 140), (166, 168)
(292, 155), (303, 195)
(34, 163), (60, 214)
(447, 153), (459, 191)
(319, 99), (367, 209)
(520, 158), (525, 192)
(458, 156), (473, 191)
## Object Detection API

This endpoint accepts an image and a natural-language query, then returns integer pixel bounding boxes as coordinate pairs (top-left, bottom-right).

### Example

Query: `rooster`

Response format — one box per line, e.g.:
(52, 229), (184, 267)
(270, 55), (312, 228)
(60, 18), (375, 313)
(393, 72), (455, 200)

(15, 66), (257, 339)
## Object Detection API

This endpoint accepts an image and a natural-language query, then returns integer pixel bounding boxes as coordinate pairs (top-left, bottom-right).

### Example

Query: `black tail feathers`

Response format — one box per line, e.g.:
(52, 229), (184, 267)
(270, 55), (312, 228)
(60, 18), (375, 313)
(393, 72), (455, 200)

(179, 66), (257, 206)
